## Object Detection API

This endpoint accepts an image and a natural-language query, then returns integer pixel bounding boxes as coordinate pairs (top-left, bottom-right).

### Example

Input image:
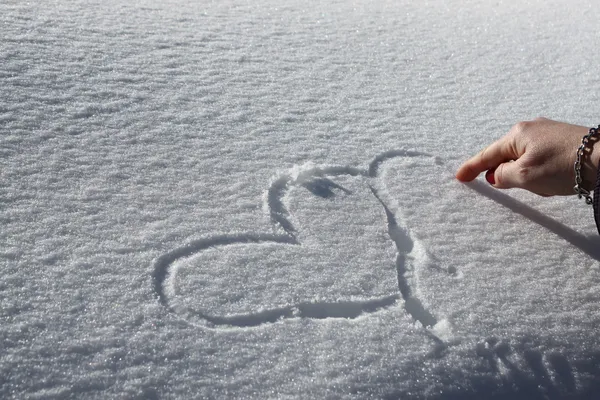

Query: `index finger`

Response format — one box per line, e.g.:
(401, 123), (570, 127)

(455, 135), (521, 182)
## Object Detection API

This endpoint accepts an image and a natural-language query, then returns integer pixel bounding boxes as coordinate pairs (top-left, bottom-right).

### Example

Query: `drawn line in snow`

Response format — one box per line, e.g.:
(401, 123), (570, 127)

(152, 234), (297, 308)
(177, 295), (401, 328)
(370, 186), (438, 329)
(367, 149), (433, 178)
(152, 150), (449, 338)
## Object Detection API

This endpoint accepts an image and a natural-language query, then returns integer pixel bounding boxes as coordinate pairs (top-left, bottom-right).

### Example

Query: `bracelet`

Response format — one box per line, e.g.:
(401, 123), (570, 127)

(574, 125), (600, 205)
(594, 158), (600, 234)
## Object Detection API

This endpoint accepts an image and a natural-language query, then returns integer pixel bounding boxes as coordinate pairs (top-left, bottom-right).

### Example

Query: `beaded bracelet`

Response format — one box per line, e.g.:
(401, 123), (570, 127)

(573, 125), (600, 204)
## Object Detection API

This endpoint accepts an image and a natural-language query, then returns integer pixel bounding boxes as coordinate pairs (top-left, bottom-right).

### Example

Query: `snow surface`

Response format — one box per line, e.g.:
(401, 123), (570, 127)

(2, 0), (600, 398)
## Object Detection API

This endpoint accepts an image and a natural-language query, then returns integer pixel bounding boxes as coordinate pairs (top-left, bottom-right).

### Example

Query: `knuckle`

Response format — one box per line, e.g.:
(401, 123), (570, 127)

(513, 120), (531, 134)
(517, 165), (531, 181)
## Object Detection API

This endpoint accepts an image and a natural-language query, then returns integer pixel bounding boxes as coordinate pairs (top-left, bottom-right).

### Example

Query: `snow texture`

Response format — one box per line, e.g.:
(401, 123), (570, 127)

(2, 0), (600, 398)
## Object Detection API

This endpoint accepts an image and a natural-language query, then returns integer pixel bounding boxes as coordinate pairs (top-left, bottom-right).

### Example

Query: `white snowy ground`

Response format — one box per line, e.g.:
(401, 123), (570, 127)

(2, 0), (600, 398)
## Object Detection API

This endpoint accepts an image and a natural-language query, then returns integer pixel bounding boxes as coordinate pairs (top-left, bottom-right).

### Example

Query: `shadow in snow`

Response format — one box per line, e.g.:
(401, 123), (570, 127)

(301, 177), (352, 198)
(466, 179), (600, 261)
(468, 338), (581, 400)
(379, 339), (599, 400)
(546, 352), (577, 393)
(267, 166), (363, 238)
(194, 295), (401, 328)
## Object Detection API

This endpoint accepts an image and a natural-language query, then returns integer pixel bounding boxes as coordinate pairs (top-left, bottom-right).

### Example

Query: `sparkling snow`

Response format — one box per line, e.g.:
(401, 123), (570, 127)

(2, 0), (600, 398)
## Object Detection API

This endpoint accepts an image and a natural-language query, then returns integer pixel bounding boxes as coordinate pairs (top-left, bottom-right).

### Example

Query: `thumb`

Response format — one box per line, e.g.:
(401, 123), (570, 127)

(490, 160), (525, 189)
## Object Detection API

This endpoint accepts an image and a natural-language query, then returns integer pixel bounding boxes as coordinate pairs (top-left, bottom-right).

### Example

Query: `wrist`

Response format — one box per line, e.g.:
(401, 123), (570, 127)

(581, 127), (600, 193)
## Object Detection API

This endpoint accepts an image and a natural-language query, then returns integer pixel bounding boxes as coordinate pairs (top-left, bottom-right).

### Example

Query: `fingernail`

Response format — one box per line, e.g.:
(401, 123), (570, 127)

(485, 169), (495, 185)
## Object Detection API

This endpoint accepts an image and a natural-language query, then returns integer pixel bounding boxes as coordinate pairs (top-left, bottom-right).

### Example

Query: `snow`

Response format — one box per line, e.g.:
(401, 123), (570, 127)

(2, 0), (600, 398)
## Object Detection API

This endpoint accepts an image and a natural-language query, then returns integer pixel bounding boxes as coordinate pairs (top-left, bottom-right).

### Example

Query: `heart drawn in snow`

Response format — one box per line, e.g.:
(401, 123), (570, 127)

(152, 150), (455, 342)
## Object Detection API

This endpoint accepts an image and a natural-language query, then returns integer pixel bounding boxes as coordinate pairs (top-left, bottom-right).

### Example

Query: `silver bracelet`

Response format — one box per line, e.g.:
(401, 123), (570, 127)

(574, 125), (600, 205)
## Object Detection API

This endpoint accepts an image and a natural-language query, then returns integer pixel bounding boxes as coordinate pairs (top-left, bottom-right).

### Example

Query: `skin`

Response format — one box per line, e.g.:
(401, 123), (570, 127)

(455, 118), (600, 197)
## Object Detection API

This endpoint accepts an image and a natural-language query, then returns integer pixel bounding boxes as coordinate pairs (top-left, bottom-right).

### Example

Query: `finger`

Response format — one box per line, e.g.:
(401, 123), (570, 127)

(491, 159), (525, 189)
(455, 136), (521, 182)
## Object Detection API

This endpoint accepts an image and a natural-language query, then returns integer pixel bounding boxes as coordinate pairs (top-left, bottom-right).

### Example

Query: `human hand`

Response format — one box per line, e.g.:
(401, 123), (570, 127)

(455, 118), (600, 197)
